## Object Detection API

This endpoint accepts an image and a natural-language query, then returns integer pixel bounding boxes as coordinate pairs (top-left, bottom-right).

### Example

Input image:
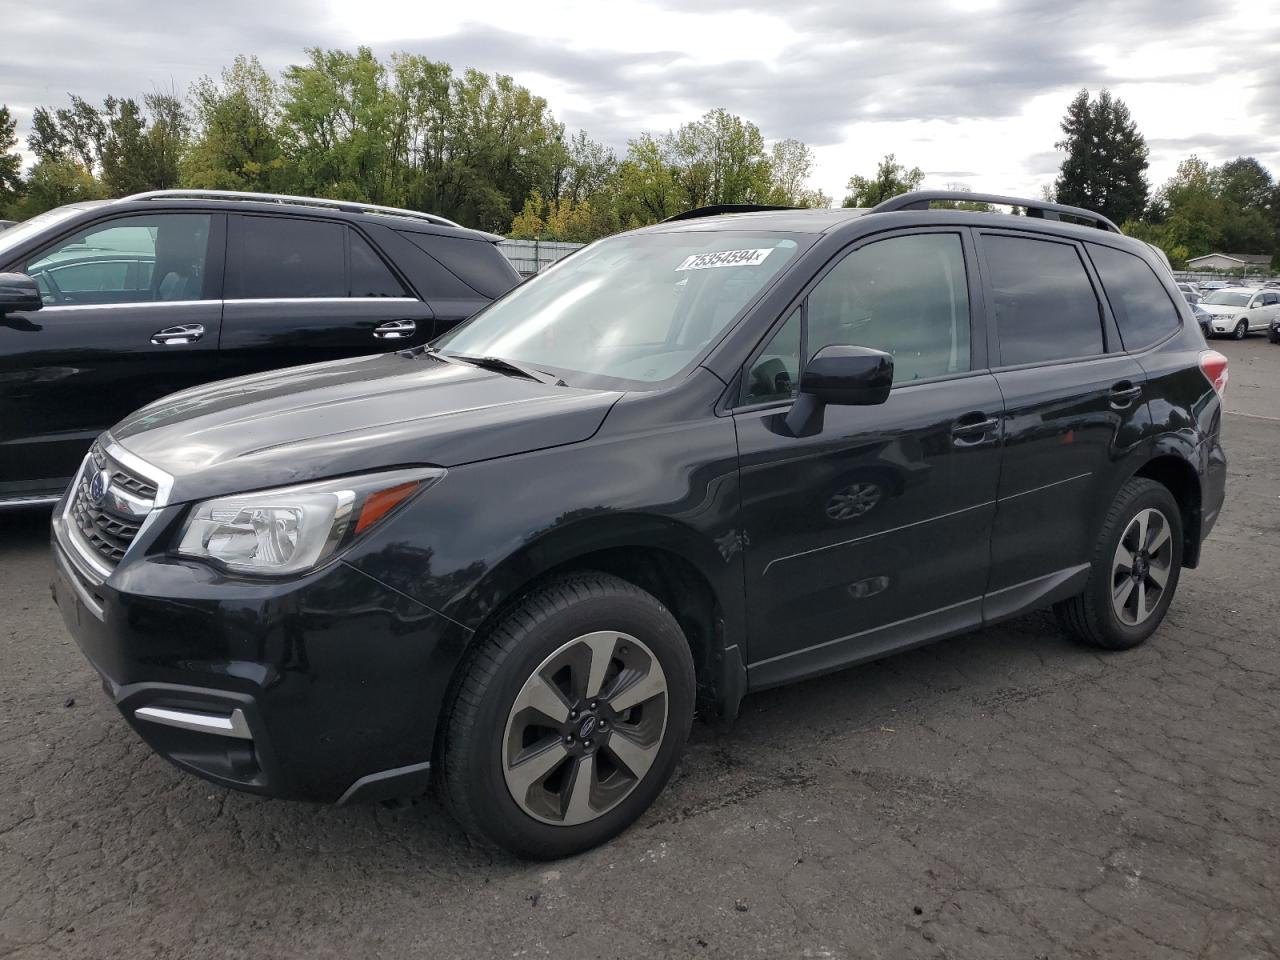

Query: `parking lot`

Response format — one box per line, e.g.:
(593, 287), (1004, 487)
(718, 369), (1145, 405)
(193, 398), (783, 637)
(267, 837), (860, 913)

(0, 336), (1276, 960)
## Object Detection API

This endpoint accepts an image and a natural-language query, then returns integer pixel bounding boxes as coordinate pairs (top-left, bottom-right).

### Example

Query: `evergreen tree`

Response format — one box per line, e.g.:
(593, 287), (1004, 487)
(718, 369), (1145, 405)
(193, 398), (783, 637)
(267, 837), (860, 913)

(1054, 88), (1149, 225)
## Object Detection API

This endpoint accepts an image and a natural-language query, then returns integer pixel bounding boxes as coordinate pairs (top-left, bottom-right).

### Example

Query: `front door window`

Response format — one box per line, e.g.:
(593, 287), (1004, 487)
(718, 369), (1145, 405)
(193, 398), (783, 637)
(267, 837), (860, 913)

(25, 215), (212, 306)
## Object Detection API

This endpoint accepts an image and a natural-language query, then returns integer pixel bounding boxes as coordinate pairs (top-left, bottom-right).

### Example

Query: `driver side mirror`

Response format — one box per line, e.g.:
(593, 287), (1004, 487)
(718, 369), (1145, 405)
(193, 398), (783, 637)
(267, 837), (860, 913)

(0, 273), (42, 315)
(785, 344), (893, 435)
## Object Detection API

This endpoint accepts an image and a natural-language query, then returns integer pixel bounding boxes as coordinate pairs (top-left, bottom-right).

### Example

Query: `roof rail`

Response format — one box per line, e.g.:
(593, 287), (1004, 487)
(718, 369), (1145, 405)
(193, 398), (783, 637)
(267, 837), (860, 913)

(119, 189), (463, 229)
(870, 191), (1122, 233)
(663, 203), (799, 223)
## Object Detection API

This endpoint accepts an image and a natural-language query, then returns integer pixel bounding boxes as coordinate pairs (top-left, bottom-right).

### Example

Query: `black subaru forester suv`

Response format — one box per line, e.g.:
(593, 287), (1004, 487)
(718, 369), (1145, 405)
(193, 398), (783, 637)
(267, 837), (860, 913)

(44, 191), (1228, 859)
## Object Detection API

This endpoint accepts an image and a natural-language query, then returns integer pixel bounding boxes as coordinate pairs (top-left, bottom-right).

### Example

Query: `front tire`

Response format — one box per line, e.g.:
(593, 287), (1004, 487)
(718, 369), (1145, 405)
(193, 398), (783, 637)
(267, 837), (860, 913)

(1055, 478), (1183, 650)
(437, 572), (695, 859)
(1233, 319), (1248, 340)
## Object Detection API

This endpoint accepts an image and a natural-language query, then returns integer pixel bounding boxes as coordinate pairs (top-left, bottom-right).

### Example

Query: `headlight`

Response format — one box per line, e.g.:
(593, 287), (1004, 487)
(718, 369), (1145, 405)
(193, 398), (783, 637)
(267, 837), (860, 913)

(176, 468), (444, 575)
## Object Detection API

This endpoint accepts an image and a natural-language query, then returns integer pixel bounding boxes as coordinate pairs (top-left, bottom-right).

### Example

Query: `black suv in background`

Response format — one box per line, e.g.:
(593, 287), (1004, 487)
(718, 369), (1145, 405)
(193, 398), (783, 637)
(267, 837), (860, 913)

(0, 190), (520, 507)
(48, 191), (1227, 859)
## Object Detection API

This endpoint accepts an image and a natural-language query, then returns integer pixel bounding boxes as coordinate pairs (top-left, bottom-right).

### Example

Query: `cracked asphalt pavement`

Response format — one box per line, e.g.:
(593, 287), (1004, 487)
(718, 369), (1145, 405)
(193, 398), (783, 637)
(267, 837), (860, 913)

(2, 337), (1277, 959)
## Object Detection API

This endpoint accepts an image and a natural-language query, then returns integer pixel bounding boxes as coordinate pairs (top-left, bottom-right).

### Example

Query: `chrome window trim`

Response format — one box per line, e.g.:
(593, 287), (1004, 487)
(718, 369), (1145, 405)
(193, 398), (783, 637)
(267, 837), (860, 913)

(223, 296), (421, 305)
(40, 300), (209, 312)
(39, 296), (421, 312)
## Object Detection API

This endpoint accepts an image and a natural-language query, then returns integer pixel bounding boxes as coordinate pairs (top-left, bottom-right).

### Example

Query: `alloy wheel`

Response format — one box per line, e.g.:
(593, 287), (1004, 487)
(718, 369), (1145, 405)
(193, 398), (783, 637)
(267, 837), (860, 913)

(1234, 320), (1247, 340)
(502, 631), (668, 826)
(1111, 507), (1174, 626)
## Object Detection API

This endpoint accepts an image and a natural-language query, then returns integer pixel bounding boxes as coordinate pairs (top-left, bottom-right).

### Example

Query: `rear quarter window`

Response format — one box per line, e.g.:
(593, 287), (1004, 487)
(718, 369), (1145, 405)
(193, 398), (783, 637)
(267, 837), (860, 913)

(1087, 243), (1181, 351)
(399, 231), (519, 299)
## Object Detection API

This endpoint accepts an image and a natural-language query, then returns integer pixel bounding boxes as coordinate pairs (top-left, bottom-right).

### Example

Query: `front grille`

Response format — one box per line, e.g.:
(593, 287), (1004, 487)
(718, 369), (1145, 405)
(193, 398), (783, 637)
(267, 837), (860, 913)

(68, 444), (155, 568)
(110, 468), (157, 500)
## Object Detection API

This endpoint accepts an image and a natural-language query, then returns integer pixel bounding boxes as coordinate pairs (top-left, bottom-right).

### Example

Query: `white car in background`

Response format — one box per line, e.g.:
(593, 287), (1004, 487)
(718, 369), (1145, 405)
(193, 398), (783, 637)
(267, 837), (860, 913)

(1199, 287), (1280, 339)
(1176, 282), (1202, 304)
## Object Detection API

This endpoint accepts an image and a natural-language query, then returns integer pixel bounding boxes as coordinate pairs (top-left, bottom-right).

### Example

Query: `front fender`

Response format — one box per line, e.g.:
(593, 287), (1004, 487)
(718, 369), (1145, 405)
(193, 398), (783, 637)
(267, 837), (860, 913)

(344, 401), (746, 655)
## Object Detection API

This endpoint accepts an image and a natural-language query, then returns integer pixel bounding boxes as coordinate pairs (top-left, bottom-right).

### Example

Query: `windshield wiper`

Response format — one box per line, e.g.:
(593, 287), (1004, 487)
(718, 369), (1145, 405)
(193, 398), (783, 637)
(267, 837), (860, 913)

(436, 351), (566, 386)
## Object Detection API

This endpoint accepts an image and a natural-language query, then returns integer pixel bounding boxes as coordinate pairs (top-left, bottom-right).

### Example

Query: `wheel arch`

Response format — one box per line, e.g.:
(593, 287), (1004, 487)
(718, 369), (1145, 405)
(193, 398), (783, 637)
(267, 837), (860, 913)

(441, 513), (746, 725)
(1132, 453), (1203, 568)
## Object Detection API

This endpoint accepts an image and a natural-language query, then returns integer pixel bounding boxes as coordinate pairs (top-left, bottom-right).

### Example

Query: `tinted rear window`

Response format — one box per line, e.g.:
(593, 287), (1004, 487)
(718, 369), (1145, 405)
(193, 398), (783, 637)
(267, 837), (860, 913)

(399, 231), (519, 299)
(233, 216), (345, 298)
(1087, 243), (1181, 350)
(982, 234), (1103, 365)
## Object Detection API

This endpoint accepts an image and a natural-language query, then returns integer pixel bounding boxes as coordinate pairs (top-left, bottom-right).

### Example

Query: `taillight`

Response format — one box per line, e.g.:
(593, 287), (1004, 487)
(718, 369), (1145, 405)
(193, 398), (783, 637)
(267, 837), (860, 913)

(1199, 350), (1228, 398)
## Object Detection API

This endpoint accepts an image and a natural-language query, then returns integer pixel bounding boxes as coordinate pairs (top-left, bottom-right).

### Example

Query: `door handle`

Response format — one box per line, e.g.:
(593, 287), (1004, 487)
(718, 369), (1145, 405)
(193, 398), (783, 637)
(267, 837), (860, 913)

(373, 319), (416, 340)
(151, 323), (204, 345)
(951, 413), (1000, 445)
(1109, 381), (1142, 407)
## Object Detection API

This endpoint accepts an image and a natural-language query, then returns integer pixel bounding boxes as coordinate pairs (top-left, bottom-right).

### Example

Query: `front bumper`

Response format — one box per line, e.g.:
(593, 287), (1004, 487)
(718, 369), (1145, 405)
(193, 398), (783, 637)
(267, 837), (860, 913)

(50, 501), (466, 804)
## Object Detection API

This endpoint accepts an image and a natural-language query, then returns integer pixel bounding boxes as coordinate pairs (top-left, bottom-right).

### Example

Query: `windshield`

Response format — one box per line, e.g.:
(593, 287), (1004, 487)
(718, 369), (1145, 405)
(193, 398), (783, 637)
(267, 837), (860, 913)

(435, 231), (808, 388)
(0, 204), (100, 259)
(1203, 291), (1252, 307)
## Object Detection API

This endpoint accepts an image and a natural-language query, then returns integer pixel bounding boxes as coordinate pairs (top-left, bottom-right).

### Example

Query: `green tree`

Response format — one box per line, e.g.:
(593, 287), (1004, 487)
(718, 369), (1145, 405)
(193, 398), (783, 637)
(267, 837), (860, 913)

(100, 96), (150, 195)
(141, 93), (189, 190)
(1054, 88), (1149, 225)
(183, 55), (289, 191)
(1213, 157), (1273, 211)
(54, 95), (107, 173)
(10, 157), (104, 219)
(27, 107), (67, 164)
(767, 138), (830, 207)
(841, 154), (924, 207)
(281, 46), (399, 202)
(508, 189), (545, 238)
(666, 108), (773, 209)
(615, 133), (680, 223)
(613, 109), (809, 225)
(0, 105), (23, 213)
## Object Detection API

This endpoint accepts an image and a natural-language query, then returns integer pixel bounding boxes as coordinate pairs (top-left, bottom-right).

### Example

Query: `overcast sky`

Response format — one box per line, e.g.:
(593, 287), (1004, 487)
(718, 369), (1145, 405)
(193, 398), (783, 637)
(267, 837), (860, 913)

(5, 0), (1280, 204)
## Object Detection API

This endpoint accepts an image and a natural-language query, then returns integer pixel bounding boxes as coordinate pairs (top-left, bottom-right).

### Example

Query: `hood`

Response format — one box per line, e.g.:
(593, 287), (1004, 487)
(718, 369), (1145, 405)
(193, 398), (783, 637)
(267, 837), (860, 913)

(112, 352), (621, 503)
(1198, 303), (1248, 316)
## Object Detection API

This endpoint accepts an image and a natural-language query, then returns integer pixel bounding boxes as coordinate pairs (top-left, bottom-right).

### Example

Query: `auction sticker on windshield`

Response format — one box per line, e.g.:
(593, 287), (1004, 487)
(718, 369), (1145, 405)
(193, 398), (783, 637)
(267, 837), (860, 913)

(675, 248), (774, 271)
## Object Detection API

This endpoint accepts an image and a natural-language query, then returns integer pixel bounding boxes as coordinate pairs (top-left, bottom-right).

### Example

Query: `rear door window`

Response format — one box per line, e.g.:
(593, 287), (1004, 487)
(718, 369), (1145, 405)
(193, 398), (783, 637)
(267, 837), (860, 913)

(981, 234), (1104, 366)
(1086, 243), (1182, 351)
(231, 216), (345, 299)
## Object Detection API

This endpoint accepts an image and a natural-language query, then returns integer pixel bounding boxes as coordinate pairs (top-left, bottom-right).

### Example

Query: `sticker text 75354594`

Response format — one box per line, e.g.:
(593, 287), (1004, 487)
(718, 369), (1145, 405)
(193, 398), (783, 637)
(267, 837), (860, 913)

(675, 248), (774, 272)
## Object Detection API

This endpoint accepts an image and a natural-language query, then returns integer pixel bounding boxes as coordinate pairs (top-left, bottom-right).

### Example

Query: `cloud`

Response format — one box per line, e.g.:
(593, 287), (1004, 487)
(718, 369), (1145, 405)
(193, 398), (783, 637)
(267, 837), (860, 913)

(3, 0), (1278, 198)
(2, 1), (335, 128)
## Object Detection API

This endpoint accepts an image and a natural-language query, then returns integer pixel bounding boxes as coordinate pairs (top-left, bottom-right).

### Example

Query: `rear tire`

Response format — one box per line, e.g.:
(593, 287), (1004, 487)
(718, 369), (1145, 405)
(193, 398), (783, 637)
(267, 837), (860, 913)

(436, 572), (695, 859)
(1055, 478), (1183, 650)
